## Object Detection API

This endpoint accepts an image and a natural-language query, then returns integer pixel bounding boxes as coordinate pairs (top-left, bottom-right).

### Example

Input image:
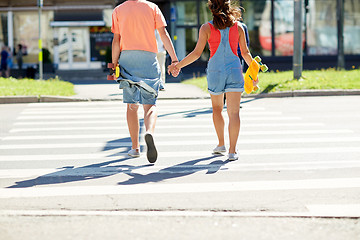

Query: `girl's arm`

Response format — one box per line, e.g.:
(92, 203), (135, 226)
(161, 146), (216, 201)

(238, 22), (253, 67)
(238, 22), (259, 84)
(112, 33), (121, 66)
(168, 23), (210, 74)
(157, 26), (178, 63)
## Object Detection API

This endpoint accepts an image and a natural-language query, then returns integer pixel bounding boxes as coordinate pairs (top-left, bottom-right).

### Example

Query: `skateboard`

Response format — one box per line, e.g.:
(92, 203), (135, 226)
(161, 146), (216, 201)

(107, 63), (120, 80)
(244, 56), (268, 94)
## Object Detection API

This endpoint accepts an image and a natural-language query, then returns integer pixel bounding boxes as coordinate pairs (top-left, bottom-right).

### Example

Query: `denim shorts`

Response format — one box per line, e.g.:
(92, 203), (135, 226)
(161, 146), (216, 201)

(206, 65), (244, 95)
(118, 50), (161, 105)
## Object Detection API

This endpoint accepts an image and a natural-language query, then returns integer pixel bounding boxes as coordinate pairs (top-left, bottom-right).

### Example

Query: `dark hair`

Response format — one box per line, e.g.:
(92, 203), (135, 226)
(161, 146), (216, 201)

(208, 0), (243, 29)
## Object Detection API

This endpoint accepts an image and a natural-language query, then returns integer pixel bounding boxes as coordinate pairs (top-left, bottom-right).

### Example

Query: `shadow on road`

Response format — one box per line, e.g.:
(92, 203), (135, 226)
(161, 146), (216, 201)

(118, 156), (229, 185)
(7, 156), (153, 188)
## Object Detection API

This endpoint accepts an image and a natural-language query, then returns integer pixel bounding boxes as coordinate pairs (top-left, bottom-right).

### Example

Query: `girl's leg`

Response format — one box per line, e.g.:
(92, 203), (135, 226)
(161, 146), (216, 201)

(143, 104), (158, 134)
(127, 103), (140, 150)
(225, 92), (241, 153)
(210, 94), (225, 147)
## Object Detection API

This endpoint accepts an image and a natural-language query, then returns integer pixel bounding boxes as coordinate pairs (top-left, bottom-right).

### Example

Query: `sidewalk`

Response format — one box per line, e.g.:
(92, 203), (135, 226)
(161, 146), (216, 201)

(73, 83), (209, 101)
(1, 82), (360, 104)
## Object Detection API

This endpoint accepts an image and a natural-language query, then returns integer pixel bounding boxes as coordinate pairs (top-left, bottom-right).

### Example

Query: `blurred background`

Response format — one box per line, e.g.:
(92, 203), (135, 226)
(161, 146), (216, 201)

(0, 0), (359, 79)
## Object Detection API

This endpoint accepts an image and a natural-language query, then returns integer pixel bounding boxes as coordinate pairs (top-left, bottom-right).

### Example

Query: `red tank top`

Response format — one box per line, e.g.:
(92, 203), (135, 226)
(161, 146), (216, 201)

(208, 22), (239, 59)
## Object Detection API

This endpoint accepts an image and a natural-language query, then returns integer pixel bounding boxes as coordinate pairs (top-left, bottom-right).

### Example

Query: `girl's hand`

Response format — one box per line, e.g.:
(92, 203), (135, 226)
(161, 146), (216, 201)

(252, 77), (259, 86)
(168, 62), (180, 77)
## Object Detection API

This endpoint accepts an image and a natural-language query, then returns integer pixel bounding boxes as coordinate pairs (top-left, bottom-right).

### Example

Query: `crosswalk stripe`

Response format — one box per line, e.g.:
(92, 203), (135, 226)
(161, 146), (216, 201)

(2, 137), (360, 149)
(16, 111), (282, 120)
(1, 160), (360, 179)
(0, 147), (359, 159)
(25, 100), (263, 107)
(21, 107), (266, 115)
(9, 123), (324, 132)
(2, 129), (353, 140)
(13, 116), (302, 126)
(1, 178), (360, 198)
(26, 100), (212, 107)
(20, 107), (214, 115)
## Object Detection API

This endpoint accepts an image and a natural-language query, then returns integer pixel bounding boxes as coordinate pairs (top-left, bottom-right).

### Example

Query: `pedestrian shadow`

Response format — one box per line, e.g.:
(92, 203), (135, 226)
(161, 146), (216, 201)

(7, 157), (153, 188)
(118, 155), (230, 185)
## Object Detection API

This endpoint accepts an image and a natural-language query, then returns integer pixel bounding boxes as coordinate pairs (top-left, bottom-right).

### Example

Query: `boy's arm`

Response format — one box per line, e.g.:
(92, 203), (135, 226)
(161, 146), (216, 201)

(157, 27), (178, 63)
(112, 33), (121, 66)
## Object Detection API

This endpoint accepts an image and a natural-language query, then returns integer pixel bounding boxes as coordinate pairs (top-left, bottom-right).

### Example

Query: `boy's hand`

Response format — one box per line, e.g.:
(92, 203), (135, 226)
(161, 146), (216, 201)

(168, 63), (180, 77)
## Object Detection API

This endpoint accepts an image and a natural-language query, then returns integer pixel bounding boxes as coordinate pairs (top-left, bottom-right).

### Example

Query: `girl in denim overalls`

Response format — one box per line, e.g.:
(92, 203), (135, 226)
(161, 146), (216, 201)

(169, 0), (258, 160)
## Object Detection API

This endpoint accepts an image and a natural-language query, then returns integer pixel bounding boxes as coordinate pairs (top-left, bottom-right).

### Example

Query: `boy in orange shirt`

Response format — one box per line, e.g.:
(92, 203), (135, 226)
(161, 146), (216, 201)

(111, 0), (179, 163)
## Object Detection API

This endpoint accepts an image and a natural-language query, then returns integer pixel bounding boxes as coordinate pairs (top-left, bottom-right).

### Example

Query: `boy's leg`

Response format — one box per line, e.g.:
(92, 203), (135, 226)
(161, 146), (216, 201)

(127, 103), (140, 150)
(210, 94), (225, 147)
(143, 104), (158, 163)
(143, 104), (157, 133)
(225, 92), (241, 154)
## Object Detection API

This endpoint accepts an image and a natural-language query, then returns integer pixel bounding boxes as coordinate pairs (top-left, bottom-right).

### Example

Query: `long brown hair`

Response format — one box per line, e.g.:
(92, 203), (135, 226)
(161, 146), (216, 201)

(208, 0), (243, 29)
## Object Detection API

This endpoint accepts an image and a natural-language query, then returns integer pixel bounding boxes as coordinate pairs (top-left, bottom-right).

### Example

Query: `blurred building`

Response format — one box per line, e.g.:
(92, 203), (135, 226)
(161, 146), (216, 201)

(0, 0), (359, 72)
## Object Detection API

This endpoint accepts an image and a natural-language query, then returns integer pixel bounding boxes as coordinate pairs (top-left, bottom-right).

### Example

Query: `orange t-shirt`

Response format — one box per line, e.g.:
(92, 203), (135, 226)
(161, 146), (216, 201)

(111, 0), (167, 53)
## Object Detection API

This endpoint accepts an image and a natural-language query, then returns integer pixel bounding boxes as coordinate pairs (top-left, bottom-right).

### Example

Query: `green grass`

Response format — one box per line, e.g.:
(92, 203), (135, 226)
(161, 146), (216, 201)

(183, 68), (360, 94)
(0, 77), (75, 97)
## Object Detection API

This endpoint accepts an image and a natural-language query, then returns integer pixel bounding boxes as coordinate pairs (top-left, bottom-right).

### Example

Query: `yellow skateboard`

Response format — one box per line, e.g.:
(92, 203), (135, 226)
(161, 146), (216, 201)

(244, 56), (268, 94)
(107, 63), (120, 80)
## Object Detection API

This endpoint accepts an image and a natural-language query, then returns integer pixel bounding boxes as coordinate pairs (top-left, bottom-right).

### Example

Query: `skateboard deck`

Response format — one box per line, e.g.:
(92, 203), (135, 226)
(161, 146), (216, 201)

(107, 63), (120, 80)
(244, 56), (268, 94)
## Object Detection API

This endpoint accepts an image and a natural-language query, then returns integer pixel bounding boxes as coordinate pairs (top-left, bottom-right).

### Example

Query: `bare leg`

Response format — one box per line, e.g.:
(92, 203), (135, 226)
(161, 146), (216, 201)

(143, 104), (158, 163)
(210, 94), (225, 147)
(143, 104), (157, 133)
(127, 103), (140, 150)
(225, 92), (241, 154)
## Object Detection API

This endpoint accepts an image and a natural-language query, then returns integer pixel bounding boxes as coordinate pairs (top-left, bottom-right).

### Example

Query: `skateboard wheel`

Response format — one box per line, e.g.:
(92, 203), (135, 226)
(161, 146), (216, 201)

(253, 85), (260, 92)
(260, 64), (268, 72)
(254, 56), (261, 63)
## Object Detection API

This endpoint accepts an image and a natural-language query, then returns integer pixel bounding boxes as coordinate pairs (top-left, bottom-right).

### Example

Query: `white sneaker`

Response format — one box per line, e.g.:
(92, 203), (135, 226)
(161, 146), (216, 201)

(128, 149), (140, 158)
(213, 145), (226, 154)
(228, 152), (239, 161)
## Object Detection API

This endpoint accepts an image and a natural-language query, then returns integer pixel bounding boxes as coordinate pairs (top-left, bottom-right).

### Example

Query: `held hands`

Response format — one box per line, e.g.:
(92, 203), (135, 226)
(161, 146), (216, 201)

(167, 62), (180, 77)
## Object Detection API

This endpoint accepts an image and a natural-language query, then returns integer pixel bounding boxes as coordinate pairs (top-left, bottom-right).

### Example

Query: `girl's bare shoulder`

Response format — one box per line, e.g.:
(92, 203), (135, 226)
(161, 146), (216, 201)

(200, 23), (211, 33)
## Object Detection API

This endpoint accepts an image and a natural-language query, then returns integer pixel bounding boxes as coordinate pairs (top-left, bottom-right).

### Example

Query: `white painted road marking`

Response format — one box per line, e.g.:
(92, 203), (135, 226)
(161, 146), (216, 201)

(16, 111), (282, 120)
(1, 138), (360, 149)
(1, 206), (359, 217)
(1, 147), (359, 161)
(1, 178), (360, 198)
(13, 116), (302, 126)
(9, 123), (325, 132)
(2, 129), (353, 140)
(1, 160), (360, 179)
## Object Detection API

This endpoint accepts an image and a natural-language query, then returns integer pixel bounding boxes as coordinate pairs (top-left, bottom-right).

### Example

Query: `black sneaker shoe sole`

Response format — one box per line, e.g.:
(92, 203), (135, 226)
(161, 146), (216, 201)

(145, 133), (157, 163)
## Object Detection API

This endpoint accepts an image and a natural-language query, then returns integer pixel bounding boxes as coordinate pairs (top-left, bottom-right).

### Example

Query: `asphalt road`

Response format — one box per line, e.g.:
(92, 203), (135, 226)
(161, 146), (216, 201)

(0, 96), (359, 239)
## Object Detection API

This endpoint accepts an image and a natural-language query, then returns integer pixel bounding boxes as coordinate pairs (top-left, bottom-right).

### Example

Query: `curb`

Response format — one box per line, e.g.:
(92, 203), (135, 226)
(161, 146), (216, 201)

(0, 96), (39, 104)
(1, 89), (360, 104)
(242, 89), (360, 98)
